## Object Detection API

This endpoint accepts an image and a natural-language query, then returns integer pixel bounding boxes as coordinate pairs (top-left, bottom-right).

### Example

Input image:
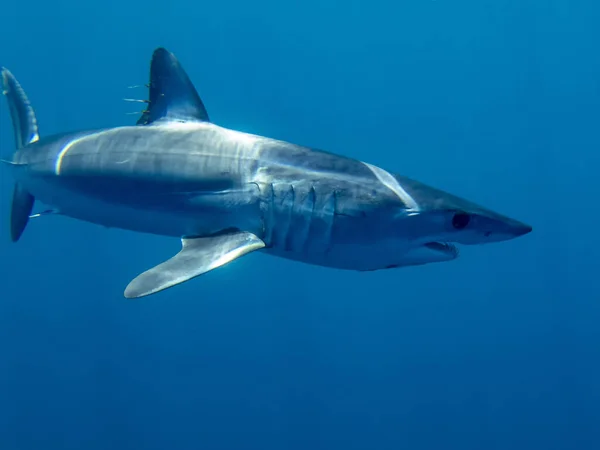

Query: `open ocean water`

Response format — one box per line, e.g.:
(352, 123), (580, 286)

(0, 1), (598, 449)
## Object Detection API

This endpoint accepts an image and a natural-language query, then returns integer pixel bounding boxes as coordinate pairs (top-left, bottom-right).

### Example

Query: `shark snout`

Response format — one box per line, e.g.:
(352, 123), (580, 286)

(453, 211), (532, 246)
(481, 215), (532, 244)
(502, 217), (533, 238)
(514, 222), (533, 237)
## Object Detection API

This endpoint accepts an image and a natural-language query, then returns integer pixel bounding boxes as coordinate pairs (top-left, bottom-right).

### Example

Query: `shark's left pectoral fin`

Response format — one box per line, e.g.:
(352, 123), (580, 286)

(124, 231), (265, 299)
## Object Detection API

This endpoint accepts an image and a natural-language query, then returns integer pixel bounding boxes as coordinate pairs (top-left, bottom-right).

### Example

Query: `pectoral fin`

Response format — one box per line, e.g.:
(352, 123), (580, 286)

(124, 231), (265, 299)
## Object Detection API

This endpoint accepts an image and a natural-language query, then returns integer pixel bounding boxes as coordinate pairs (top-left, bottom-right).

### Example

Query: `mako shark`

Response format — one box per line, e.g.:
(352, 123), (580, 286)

(1, 47), (531, 298)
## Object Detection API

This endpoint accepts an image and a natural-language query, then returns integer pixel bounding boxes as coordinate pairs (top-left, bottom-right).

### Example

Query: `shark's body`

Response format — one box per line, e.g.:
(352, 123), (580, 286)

(1, 48), (531, 298)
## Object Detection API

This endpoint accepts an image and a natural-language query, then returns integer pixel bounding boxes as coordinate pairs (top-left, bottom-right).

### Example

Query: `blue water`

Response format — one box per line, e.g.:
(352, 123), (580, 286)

(1, 1), (598, 449)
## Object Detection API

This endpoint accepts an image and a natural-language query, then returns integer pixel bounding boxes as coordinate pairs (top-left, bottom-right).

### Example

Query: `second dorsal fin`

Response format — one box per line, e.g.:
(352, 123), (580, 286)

(137, 47), (209, 125)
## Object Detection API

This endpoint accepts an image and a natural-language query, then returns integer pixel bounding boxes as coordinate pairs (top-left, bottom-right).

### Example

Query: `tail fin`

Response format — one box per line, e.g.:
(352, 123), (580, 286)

(1, 68), (39, 242)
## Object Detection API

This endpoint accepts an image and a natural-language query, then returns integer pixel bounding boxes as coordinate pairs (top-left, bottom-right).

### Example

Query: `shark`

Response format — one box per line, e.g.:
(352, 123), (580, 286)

(0, 47), (532, 298)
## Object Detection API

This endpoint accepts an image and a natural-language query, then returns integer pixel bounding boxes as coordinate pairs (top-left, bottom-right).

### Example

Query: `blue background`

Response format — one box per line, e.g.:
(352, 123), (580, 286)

(1, 1), (598, 449)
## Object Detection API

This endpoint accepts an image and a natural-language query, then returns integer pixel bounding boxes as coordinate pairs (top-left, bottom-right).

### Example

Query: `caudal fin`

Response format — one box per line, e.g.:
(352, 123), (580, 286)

(1, 67), (39, 242)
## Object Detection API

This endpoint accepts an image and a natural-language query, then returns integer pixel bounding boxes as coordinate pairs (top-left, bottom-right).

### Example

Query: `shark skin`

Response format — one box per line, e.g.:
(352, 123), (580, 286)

(1, 48), (532, 298)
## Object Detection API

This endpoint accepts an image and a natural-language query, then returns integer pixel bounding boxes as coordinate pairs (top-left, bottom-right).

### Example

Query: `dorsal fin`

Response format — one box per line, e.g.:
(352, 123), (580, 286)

(137, 48), (209, 125)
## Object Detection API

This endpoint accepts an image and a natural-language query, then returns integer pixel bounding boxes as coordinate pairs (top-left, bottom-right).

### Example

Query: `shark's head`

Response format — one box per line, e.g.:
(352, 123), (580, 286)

(385, 174), (532, 266)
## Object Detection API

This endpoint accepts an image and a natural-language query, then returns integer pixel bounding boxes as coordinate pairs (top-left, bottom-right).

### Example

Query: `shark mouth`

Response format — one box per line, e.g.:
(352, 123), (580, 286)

(424, 241), (460, 259)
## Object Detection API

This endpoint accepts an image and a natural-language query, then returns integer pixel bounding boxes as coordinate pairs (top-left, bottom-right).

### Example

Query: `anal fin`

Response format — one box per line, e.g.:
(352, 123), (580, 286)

(10, 182), (34, 242)
(124, 231), (265, 298)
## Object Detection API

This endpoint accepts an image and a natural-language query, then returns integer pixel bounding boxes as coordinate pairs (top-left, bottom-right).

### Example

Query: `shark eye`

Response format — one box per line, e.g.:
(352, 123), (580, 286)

(452, 212), (471, 230)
